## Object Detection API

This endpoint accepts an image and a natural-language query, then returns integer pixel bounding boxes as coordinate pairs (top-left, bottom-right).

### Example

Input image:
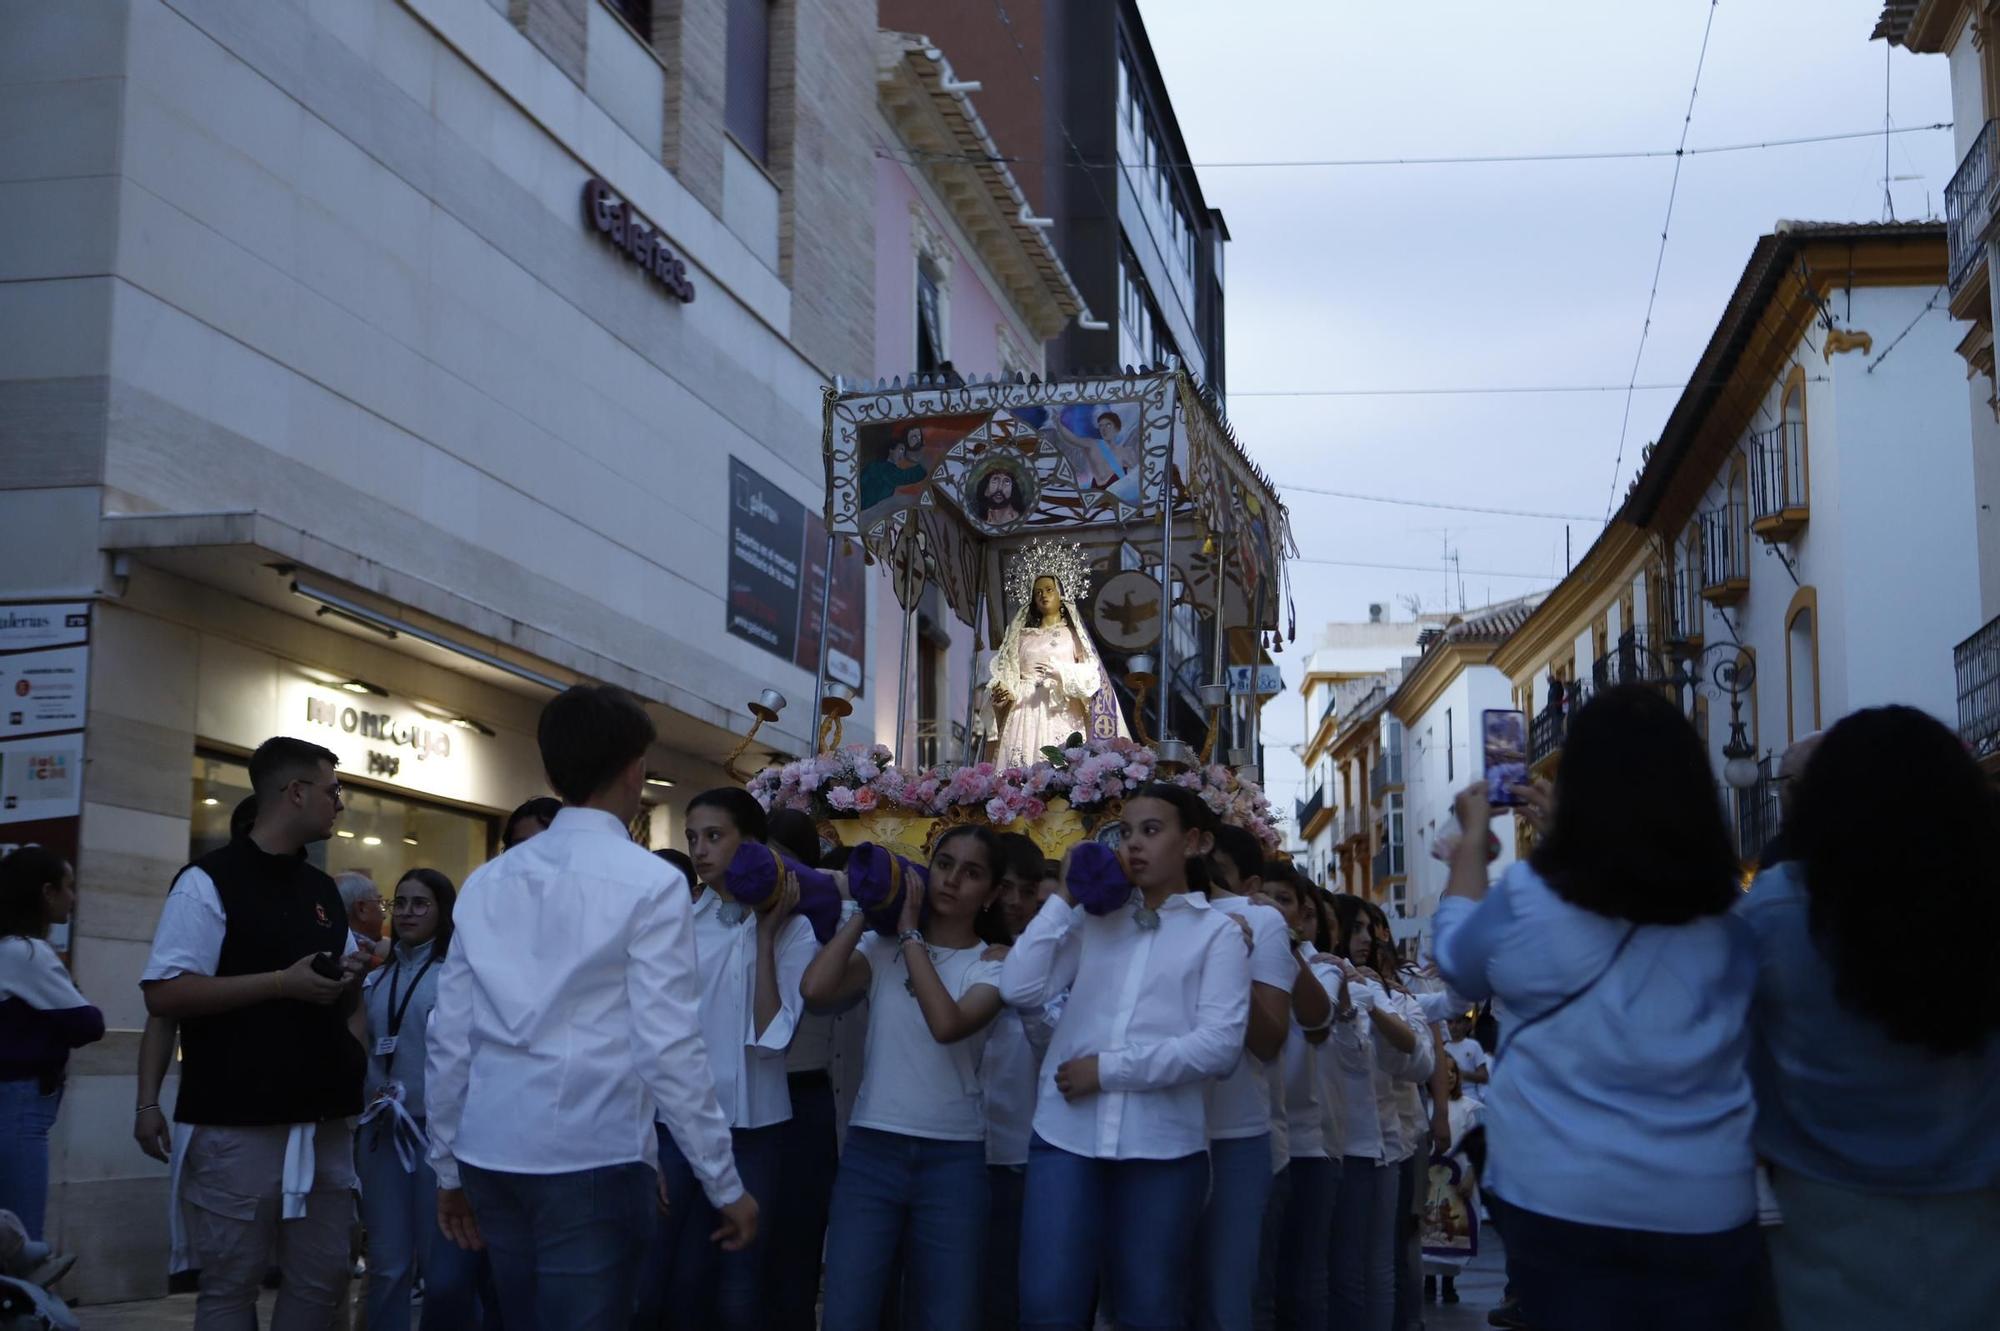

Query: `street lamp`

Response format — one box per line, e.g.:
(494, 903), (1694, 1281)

(1721, 700), (1760, 790)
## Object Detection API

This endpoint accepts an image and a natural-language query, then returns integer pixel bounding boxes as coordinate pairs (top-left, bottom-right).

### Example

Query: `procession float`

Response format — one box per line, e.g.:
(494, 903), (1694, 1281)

(748, 364), (1297, 876)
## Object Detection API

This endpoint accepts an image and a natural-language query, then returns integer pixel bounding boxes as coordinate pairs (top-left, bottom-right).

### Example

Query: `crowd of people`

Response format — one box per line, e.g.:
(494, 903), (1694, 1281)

(0, 679), (1996, 1331)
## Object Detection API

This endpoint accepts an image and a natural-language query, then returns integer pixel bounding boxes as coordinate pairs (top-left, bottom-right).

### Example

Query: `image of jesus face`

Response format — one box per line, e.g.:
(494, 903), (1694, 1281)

(984, 472), (1014, 506)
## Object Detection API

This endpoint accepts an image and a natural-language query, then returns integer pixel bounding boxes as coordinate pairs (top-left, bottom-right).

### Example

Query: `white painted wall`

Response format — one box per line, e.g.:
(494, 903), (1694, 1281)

(1949, 13), (1985, 163)
(1680, 283), (1983, 776)
(1399, 665), (1520, 955)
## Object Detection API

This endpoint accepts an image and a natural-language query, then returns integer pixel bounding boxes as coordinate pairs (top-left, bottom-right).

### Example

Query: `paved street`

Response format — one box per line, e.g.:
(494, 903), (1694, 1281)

(67, 1247), (1510, 1330)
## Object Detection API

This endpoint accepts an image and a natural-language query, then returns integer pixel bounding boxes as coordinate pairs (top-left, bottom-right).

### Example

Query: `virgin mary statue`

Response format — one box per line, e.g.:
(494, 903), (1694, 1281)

(987, 542), (1130, 768)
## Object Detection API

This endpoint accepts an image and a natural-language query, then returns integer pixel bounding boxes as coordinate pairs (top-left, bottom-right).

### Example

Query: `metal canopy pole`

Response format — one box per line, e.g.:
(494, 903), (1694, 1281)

(1155, 429), (1175, 745)
(960, 564), (989, 762)
(811, 528), (837, 735)
(893, 522), (918, 764)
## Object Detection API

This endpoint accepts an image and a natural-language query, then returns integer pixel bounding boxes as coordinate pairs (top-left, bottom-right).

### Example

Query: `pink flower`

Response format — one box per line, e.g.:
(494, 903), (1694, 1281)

(986, 796), (1014, 825)
(853, 787), (879, 813)
(826, 786), (857, 812)
(1072, 782), (1101, 805)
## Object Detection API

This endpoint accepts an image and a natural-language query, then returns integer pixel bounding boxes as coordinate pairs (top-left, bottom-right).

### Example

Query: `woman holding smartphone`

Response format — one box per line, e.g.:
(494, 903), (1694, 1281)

(1000, 784), (1252, 1330)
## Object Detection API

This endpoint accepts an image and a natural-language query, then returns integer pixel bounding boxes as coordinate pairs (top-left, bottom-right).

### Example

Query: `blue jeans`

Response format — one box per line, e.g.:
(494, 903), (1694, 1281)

(1019, 1135), (1209, 1331)
(0, 1079), (59, 1241)
(1277, 1157), (1339, 1331)
(769, 1073), (839, 1331)
(356, 1115), (484, 1331)
(1195, 1134), (1274, 1331)
(821, 1127), (988, 1331)
(460, 1160), (653, 1331)
(1499, 1196), (1760, 1331)
(983, 1165), (1025, 1331)
(634, 1122), (781, 1331)
(1256, 1159), (1290, 1331)
(1327, 1156), (1397, 1331)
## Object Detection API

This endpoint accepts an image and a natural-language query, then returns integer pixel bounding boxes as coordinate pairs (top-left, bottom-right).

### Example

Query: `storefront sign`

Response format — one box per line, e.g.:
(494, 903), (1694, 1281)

(297, 687), (464, 790)
(1, 601), (90, 959)
(726, 458), (866, 690)
(583, 177), (696, 303)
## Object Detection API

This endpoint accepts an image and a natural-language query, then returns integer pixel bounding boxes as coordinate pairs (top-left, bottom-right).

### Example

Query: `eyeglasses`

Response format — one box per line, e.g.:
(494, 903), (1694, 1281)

(391, 898), (435, 914)
(292, 778), (345, 801)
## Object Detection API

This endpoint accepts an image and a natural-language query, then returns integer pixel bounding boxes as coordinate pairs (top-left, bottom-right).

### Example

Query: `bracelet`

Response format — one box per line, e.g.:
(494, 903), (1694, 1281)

(898, 929), (925, 946)
(135, 1103), (160, 1115)
(272, 969), (284, 999)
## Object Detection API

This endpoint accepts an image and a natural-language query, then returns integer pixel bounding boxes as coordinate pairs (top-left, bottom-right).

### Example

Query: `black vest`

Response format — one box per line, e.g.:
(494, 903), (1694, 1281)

(173, 838), (366, 1125)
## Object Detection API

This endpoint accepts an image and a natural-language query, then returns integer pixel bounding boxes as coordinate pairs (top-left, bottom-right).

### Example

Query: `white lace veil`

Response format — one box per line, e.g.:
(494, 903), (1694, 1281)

(983, 542), (1129, 745)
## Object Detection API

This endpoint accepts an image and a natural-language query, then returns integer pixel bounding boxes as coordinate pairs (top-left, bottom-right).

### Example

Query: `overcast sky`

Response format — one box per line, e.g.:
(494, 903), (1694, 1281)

(1138, 0), (1957, 818)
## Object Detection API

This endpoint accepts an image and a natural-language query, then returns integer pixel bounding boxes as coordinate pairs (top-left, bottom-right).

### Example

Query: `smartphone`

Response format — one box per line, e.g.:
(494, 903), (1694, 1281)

(1482, 709), (1529, 807)
(309, 952), (344, 981)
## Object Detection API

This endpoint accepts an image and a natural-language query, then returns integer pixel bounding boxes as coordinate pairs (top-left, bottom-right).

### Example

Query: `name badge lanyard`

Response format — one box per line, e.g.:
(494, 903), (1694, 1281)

(373, 950), (437, 1064)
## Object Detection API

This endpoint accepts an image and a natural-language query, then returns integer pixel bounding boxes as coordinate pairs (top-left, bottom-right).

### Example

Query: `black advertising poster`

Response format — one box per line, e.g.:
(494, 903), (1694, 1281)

(727, 458), (865, 692)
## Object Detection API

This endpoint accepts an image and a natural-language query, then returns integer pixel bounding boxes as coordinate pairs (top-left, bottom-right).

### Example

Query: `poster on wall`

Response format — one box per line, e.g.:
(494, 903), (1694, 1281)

(726, 458), (866, 692)
(0, 601), (91, 957)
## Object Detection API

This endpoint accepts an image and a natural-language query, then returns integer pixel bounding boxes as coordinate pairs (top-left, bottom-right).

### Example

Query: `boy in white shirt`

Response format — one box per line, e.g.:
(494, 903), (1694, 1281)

(425, 685), (756, 1328)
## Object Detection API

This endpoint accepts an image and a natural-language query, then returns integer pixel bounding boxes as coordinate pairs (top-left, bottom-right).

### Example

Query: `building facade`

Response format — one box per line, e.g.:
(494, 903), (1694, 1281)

(1292, 615), (1428, 890)
(2, 0), (882, 1298)
(869, 29), (1086, 767)
(876, 0), (1233, 753)
(1496, 221), (1989, 860)
(1872, 2), (2000, 769)
(1385, 598), (1540, 954)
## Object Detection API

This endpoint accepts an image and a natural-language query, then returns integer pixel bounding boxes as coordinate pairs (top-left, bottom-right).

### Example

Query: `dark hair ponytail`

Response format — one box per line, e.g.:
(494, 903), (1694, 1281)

(687, 787), (770, 843)
(1129, 782), (1217, 895)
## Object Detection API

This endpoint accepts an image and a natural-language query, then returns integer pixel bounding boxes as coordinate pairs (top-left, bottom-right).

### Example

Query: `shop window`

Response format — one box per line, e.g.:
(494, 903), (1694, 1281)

(191, 754), (495, 895)
(1785, 591), (1820, 741)
(916, 259), (945, 376)
(725, 0), (772, 161)
(610, 0), (653, 41)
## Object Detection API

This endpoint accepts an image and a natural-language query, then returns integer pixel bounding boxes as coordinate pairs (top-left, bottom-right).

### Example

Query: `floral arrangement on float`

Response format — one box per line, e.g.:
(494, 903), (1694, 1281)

(748, 735), (1280, 864)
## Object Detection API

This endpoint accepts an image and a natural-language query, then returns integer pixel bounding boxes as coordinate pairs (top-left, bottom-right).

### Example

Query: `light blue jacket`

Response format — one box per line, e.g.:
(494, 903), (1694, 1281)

(1434, 863), (1757, 1233)
(362, 938), (446, 1119)
(1739, 861), (2000, 1193)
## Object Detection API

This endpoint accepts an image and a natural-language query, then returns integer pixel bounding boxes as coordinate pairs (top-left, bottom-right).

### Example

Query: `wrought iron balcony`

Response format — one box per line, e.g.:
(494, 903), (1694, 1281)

(1957, 613), (2000, 763)
(1698, 504), (1749, 606)
(1593, 627), (1674, 689)
(1530, 679), (1589, 765)
(1340, 806), (1363, 845)
(1734, 757), (1783, 865)
(1748, 421), (1809, 542)
(1295, 782), (1326, 834)
(1658, 563), (1702, 647)
(1372, 838), (1405, 883)
(1946, 119), (2000, 296)
(1369, 746), (1403, 803)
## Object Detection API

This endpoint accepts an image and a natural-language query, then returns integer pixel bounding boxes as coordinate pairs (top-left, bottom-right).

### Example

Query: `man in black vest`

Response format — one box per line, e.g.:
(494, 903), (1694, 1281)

(141, 736), (368, 1329)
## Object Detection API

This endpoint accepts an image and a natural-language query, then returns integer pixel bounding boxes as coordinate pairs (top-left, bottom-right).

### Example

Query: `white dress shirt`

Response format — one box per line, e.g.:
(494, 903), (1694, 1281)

(1203, 895), (1295, 1143)
(1278, 1022), (1324, 1161)
(684, 888), (815, 1129)
(1445, 1037), (1490, 1082)
(1000, 892), (1250, 1161)
(1304, 953), (1364, 1161)
(982, 1006), (1042, 1167)
(424, 808), (743, 1205)
(1375, 986), (1436, 1162)
(848, 935), (1003, 1142)
(1325, 974), (1386, 1163)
